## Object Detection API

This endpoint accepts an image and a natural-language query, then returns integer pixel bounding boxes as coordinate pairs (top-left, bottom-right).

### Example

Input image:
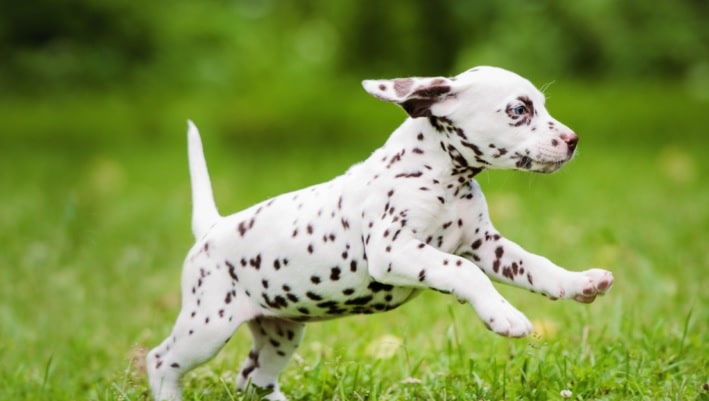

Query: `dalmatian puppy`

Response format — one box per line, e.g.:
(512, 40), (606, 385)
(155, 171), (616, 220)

(147, 66), (613, 401)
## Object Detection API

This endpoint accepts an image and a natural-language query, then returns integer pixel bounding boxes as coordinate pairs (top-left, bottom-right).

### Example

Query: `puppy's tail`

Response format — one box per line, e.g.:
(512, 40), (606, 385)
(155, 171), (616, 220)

(187, 120), (220, 240)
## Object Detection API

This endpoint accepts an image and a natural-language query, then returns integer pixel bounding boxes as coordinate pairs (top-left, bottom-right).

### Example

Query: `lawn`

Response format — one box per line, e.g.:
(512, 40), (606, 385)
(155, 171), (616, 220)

(0, 81), (707, 400)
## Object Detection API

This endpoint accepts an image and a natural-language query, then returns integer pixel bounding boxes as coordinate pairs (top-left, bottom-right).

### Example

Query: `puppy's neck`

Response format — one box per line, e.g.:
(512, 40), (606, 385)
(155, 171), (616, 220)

(384, 117), (486, 186)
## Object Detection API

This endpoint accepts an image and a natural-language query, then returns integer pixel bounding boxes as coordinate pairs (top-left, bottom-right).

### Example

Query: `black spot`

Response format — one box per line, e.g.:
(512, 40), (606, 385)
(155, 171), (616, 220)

(502, 266), (514, 280)
(418, 269), (426, 281)
(270, 294), (289, 309)
(368, 281), (394, 292)
(350, 260), (358, 272)
(392, 229), (401, 241)
(273, 259), (281, 270)
(395, 171), (423, 178)
(226, 260), (239, 281)
(345, 295), (373, 305)
(330, 267), (341, 281)
(241, 365), (256, 378)
(317, 300), (339, 309)
(495, 246), (504, 259)
(249, 254), (262, 269)
(372, 303), (387, 311)
(342, 288), (355, 296)
(237, 220), (249, 237)
(306, 291), (323, 301)
(515, 155), (533, 169)
(311, 276), (321, 284)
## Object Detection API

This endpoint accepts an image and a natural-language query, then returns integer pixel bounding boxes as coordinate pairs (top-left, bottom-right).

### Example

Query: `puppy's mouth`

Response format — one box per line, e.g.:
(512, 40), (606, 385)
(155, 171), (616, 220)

(533, 159), (569, 173)
(514, 154), (573, 173)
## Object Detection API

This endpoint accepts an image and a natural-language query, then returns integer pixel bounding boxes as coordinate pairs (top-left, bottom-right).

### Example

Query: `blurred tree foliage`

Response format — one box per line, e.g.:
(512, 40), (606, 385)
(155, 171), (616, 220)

(0, 0), (706, 95)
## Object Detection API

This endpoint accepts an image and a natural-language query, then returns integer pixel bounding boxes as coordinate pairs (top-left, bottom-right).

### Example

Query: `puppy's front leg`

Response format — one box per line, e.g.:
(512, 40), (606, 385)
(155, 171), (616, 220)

(366, 236), (533, 337)
(461, 227), (613, 303)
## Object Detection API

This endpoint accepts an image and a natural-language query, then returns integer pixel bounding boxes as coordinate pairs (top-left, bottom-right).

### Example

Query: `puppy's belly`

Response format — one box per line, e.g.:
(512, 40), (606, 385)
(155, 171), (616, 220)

(220, 241), (423, 321)
(256, 282), (423, 322)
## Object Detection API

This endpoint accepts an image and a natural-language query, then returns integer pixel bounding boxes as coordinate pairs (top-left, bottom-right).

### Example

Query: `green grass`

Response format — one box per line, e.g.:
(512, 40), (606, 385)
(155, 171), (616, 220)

(1, 81), (707, 400)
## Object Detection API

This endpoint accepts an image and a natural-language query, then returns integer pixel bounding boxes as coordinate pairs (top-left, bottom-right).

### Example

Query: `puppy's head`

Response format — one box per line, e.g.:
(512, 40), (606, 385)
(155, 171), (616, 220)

(363, 66), (578, 173)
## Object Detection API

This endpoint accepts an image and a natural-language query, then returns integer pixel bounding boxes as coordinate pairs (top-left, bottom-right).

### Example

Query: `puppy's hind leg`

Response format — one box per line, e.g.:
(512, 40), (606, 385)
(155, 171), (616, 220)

(237, 318), (305, 401)
(147, 270), (258, 401)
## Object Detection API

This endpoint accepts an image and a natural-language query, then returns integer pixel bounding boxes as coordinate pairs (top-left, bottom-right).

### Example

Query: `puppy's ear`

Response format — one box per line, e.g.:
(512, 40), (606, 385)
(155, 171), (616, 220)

(362, 77), (458, 118)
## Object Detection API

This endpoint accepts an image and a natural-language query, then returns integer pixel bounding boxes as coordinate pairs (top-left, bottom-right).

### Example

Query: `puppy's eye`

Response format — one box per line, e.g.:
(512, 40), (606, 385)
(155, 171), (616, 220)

(511, 105), (527, 115)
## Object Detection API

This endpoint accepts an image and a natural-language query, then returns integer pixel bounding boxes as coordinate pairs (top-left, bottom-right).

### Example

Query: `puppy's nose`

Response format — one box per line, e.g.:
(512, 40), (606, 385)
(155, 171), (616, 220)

(561, 133), (579, 153)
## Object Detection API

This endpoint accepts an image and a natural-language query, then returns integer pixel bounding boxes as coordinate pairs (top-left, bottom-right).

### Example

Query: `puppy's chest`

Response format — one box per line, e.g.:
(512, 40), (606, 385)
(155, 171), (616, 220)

(361, 182), (479, 254)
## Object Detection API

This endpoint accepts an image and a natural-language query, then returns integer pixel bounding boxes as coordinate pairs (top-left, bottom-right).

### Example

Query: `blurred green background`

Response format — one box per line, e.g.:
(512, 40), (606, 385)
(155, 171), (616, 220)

(1, 0), (707, 148)
(1, 1), (708, 399)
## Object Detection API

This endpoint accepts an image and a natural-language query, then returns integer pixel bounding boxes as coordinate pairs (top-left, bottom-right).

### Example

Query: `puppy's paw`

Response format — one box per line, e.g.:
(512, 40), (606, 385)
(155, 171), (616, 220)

(475, 298), (533, 338)
(569, 268), (614, 303)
